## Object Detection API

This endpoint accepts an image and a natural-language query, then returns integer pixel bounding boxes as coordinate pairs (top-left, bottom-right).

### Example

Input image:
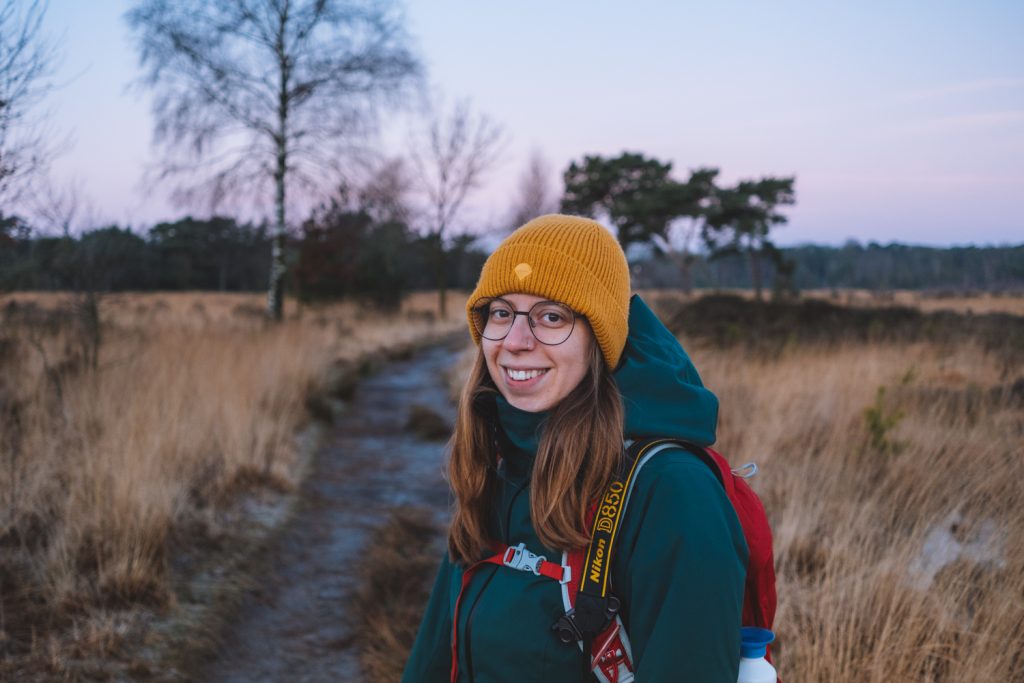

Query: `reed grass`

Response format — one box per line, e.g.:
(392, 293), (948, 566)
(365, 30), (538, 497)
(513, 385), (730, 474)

(687, 334), (1022, 681)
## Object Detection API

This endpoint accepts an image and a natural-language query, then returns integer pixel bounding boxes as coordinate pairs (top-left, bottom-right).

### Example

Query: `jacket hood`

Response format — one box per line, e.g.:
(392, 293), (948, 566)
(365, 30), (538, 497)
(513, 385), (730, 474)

(614, 294), (718, 445)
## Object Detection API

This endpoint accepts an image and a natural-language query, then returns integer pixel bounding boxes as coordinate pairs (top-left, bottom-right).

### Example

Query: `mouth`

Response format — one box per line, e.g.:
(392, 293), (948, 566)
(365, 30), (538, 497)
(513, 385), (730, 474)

(502, 366), (550, 383)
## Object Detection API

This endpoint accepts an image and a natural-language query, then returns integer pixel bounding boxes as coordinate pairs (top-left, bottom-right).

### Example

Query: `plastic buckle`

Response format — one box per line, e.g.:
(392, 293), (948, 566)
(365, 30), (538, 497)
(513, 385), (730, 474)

(502, 542), (545, 575)
(552, 610), (583, 644)
(732, 462), (759, 479)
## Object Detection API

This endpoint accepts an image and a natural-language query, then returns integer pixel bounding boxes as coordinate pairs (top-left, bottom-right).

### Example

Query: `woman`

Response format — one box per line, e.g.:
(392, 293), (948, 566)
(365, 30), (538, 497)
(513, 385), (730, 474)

(403, 214), (747, 682)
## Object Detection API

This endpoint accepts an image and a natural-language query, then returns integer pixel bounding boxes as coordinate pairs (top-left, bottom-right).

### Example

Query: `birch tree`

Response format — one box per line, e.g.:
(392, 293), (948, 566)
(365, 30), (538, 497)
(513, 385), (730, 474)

(0, 0), (57, 208)
(126, 0), (421, 319)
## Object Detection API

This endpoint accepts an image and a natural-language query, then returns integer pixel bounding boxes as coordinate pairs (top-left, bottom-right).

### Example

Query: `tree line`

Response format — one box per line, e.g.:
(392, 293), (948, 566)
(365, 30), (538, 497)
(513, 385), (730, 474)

(0, 208), (486, 307)
(780, 242), (1024, 292)
(4, 147), (1021, 300)
(631, 242), (1024, 293)
(4, 208), (1020, 300)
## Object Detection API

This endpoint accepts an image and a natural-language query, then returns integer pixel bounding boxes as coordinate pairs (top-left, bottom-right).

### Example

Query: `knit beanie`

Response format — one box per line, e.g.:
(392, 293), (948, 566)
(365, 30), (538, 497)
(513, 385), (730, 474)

(467, 214), (631, 369)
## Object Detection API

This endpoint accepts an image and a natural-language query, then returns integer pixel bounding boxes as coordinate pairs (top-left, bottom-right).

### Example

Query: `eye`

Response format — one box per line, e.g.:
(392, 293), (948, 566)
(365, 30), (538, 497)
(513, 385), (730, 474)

(533, 304), (572, 327)
(488, 304), (513, 322)
(541, 311), (564, 324)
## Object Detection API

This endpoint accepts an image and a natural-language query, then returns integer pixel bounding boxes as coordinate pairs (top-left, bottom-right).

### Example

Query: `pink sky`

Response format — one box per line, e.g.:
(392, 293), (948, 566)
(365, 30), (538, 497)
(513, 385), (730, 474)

(35, 0), (1024, 246)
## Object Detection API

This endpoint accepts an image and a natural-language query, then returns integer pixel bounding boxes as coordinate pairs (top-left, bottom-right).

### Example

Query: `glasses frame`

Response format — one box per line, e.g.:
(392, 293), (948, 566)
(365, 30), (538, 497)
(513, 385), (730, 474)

(471, 297), (579, 346)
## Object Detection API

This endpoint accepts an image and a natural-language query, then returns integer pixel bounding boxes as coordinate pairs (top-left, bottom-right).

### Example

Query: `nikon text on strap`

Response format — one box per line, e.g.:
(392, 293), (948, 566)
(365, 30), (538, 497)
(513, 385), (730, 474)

(552, 439), (677, 683)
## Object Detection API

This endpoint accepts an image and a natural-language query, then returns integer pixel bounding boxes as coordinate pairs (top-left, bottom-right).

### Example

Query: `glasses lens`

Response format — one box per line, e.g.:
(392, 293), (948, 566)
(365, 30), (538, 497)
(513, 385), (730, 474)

(471, 298), (577, 345)
(528, 301), (575, 345)
(473, 298), (514, 340)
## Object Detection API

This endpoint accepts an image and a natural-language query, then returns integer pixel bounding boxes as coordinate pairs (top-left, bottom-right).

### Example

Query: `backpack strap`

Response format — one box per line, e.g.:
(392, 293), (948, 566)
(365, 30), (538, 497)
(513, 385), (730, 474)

(610, 439), (781, 675)
(448, 544), (573, 683)
(556, 438), (687, 683)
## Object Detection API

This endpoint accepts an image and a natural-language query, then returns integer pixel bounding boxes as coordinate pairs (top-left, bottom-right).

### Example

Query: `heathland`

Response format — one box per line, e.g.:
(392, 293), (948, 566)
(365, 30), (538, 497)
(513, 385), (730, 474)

(647, 292), (1023, 681)
(1, 290), (1022, 682)
(0, 291), (465, 680)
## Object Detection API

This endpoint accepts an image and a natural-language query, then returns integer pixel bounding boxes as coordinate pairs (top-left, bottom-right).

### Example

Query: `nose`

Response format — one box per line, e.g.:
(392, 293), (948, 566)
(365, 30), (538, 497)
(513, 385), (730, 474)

(502, 314), (534, 351)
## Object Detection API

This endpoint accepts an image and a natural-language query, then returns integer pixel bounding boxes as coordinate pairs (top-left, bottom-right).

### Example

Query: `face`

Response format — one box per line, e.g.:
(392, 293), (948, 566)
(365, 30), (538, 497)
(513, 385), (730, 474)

(480, 293), (595, 413)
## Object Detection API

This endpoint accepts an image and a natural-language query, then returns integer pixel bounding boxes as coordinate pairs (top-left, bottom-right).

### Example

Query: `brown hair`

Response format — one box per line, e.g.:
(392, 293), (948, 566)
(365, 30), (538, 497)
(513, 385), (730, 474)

(446, 335), (625, 564)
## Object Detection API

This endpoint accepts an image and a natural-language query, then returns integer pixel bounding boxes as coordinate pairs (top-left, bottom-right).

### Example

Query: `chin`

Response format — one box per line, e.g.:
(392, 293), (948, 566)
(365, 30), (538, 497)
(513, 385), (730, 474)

(505, 394), (554, 413)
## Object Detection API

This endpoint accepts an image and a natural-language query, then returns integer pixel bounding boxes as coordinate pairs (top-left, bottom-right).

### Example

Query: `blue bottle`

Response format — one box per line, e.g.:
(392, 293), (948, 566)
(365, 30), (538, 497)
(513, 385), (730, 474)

(738, 627), (777, 683)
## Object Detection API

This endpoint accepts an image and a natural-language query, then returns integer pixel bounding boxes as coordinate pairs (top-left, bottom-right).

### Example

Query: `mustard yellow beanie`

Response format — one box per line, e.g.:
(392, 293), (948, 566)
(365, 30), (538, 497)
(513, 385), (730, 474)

(467, 214), (631, 369)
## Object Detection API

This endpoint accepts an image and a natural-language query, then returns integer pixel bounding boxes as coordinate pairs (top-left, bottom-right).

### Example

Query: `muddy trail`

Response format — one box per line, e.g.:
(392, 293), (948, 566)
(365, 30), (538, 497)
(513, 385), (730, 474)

(199, 343), (460, 683)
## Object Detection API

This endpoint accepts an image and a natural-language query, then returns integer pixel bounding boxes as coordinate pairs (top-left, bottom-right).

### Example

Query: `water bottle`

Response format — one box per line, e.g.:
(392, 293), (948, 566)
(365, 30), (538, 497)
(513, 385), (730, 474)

(738, 626), (777, 683)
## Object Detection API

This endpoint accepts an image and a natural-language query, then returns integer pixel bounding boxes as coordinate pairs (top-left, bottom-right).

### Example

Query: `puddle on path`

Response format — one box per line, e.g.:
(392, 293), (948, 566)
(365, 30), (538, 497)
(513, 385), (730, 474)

(199, 343), (460, 683)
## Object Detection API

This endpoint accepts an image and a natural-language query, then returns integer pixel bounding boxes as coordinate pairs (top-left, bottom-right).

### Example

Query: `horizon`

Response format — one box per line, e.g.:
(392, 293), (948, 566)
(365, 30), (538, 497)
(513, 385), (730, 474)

(48, 217), (1018, 253)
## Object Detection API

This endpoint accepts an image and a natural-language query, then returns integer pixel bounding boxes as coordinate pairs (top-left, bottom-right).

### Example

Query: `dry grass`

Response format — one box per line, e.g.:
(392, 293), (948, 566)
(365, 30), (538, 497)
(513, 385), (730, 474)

(639, 287), (1024, 316)
(350, 508), (443, 683)
(803, 288), (1024, 316)
(5, 287), (1019, 680)
(686, 335), (1022, 681)
(438, 292), (1022, 682)
(0, 290), (466, 679)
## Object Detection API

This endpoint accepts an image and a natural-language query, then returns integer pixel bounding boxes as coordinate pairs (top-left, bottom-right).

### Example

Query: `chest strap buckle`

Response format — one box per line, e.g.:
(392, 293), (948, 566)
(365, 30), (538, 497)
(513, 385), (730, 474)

(503, 542), (545, 574)
(501, 542), (572, 583)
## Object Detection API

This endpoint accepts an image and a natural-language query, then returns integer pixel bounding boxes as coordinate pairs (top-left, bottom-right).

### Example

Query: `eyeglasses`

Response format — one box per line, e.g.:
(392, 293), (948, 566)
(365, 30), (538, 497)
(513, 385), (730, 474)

(471, 297), (578, 346)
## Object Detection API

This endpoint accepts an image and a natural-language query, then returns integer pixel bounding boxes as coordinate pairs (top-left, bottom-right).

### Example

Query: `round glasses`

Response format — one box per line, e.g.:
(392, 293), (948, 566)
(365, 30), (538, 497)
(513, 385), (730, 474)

(471, 297), (578, 346)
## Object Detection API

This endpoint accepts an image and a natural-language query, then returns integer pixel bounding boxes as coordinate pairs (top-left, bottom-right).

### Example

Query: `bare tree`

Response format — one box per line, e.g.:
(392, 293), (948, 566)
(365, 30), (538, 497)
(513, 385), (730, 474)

(507, 148), (558, 231)
(32, 176), (86, 236)
(358, 156), (412, 225)
(126, 0), (422, 320)
(410, 98), (504, 317)
(0, 0), (57, 208)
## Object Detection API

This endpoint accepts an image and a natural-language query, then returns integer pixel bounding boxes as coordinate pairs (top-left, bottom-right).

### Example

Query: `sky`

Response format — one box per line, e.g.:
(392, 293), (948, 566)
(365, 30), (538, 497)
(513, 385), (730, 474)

(32, 0), (1024, 247)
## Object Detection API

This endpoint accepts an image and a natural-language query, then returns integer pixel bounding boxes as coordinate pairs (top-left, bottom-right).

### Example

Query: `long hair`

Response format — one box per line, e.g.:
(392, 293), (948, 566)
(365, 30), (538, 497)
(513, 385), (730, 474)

(447, 336), (625, 564)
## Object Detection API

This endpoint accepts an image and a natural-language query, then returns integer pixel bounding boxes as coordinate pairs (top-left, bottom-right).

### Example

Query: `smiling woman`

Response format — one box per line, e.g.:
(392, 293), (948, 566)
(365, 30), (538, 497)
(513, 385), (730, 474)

(402, 214), (748, 682)
(474, 294), (593, 413)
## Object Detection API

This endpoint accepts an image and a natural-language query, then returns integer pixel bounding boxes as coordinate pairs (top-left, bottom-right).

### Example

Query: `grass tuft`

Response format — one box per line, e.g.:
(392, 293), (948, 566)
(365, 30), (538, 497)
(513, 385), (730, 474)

(405, 404), (452, 441)
(350, 507), (443, 683)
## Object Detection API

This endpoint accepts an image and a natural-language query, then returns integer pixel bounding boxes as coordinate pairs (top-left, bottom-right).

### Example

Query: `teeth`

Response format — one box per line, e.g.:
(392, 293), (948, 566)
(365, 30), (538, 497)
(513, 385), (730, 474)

(506, 368), (546, 381)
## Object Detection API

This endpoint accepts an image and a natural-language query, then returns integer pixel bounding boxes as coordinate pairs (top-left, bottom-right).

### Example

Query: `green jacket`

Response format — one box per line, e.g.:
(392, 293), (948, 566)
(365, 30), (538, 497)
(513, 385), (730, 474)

(402, 295), (748, 682)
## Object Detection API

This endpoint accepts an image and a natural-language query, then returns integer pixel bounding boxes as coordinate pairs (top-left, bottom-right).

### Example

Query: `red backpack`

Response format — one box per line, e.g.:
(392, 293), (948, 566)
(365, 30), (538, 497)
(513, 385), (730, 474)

(558, 438), (778, 682)
(450, 438), (778, 683)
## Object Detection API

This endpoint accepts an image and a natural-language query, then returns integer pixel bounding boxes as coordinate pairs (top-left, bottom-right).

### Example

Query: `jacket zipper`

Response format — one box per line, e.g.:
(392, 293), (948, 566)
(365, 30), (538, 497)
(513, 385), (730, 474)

(463, 566), (497, 682)
(463, 479), (527, 682)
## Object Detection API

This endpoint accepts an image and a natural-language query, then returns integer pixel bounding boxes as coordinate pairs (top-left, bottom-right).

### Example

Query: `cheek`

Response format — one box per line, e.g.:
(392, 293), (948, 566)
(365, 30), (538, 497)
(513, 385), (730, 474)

(556, 335), (594, 389)
(565, 354), (590, 388)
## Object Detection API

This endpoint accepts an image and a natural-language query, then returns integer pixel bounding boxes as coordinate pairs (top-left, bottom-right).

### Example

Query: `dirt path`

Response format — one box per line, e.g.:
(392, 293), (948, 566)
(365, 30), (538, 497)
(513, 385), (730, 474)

(199, 343), (460, 683)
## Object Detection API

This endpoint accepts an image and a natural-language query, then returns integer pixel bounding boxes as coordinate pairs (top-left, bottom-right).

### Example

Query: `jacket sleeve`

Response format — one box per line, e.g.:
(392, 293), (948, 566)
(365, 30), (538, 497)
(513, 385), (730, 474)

(613, 449), (748, 682)
(401, 553), (455, 683)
